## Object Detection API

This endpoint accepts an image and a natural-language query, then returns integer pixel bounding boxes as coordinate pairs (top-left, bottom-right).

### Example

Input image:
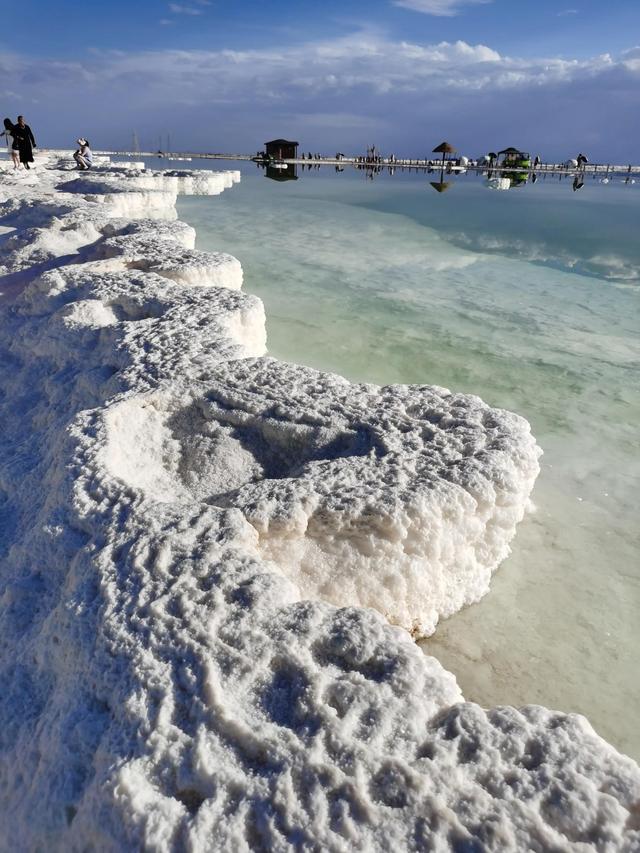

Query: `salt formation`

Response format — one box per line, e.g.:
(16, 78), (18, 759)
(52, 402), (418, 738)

(101, 359), (540, 637)
(0, 153), (638, 851)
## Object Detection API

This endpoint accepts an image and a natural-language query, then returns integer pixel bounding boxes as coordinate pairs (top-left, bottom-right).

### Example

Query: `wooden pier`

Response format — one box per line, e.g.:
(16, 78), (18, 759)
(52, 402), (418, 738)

(95, 150), (640, 178)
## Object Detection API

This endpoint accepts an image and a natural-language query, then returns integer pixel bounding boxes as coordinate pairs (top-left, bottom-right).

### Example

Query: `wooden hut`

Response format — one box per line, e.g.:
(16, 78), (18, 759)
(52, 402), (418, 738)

(265, 139), (299, 160)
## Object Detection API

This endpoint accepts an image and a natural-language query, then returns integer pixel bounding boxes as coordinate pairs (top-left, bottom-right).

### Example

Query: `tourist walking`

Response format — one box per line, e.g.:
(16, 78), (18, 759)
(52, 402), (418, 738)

(12, 116), (36, 169)
(1, 118), (20, 169)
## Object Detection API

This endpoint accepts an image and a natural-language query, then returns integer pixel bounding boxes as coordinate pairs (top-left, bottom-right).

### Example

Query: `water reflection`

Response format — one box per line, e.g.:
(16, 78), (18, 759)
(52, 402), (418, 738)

(485, 173), (529, 190)
(430, 168), (453, 193)
(264, 162), (298, 181)
(255, 158), (637, 196)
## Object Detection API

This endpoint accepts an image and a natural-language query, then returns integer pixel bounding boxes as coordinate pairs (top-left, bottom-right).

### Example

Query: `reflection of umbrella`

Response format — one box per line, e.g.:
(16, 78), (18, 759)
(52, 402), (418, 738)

(430, 166), (453, 193)
(430, 180), (452, 193)
(432, 141), (456, 168)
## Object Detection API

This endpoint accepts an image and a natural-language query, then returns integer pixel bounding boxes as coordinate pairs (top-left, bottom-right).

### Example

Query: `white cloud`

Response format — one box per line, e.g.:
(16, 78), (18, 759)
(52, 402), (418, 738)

(557, 8), (578, 16)
(4, 36), (636, 102)
(168, 3), (204, 14)
(83, 35), (627, 101)
(393, 0), (492, 16)
(620, 46), (640, 71)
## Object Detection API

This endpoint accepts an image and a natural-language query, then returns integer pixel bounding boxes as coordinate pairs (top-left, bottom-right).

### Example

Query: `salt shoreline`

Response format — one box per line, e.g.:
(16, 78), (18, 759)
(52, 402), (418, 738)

(1, 152), (638, 850)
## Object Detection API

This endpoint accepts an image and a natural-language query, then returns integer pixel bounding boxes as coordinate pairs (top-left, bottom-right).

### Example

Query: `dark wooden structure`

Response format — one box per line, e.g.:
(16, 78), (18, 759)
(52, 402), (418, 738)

(264, 139), (298, 159)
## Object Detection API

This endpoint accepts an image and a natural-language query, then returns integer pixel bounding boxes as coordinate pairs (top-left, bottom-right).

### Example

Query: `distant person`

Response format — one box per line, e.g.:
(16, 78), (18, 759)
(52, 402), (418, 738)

(577, 153), (589, 168)
(533, 155), (541, 168)
(1, 118), (20, 169)
(12, 115), (36, 169)
(73, 138), (93, 170)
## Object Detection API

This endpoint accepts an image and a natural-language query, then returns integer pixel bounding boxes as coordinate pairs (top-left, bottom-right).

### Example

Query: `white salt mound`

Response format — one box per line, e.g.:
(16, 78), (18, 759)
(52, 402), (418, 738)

(100, 358), (540, 637)
(0, 154), (638, 851)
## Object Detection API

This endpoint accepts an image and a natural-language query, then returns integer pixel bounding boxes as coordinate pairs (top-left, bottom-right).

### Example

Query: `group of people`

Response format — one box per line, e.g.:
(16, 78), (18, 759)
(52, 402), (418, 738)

(1, 116), (94, 171)
(1, 116), (37, 169)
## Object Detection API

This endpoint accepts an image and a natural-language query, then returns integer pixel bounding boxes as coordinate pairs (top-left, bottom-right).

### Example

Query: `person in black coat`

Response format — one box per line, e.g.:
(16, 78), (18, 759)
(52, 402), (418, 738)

(13, 116), (36, 169)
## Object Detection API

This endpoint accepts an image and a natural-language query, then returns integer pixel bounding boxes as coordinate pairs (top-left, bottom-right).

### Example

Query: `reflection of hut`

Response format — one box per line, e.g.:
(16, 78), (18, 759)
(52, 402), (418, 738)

(265, 139), (299, 159)
(265, 163), (298, 181)
(432, 141), (456, 168)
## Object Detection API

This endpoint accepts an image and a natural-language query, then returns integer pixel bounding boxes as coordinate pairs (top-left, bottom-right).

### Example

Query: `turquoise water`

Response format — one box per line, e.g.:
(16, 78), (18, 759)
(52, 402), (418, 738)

(177, 163), (640, 760)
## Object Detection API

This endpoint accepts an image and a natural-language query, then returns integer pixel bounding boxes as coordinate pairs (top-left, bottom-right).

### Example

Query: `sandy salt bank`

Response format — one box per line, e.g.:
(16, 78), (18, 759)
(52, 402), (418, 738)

(0, 152), (638, 851)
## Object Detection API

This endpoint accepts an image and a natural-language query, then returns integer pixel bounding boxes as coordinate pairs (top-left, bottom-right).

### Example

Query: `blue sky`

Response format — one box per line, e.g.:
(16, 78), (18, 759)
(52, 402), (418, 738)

(2, 0), (639, 159)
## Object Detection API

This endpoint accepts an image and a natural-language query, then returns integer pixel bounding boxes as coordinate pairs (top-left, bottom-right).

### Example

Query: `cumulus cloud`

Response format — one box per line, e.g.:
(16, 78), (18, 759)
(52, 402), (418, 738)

(621, 46), (640, 71)
(3, 34), (638, 159)
(393, 0), (492, 16)
(78, 35), (615, 99)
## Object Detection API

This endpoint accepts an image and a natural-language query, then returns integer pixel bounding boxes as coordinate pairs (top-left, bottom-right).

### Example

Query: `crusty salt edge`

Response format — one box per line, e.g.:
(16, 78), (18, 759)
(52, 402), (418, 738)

(0, 154), (638, 851)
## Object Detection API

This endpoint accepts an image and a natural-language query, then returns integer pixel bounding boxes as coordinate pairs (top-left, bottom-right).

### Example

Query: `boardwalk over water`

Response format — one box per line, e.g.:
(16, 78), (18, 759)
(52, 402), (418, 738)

(97, 150), (640, 178)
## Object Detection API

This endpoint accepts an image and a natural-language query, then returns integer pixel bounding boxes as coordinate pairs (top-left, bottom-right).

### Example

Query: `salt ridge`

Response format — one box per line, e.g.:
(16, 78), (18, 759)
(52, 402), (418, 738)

(0, 153), (638, 851)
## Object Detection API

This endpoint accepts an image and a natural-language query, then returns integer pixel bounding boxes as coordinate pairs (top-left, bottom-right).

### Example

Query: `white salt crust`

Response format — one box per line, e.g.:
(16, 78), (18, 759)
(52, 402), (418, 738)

(0, 153), (638, 851)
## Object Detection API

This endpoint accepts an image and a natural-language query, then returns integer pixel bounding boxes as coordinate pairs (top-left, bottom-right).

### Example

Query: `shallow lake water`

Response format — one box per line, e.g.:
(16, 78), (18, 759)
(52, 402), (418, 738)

(174, 160), (640, 760)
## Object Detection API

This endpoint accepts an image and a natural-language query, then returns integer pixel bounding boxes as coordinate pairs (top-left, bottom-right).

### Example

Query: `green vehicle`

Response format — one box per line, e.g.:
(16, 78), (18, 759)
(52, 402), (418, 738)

(498, 147), (532, 169)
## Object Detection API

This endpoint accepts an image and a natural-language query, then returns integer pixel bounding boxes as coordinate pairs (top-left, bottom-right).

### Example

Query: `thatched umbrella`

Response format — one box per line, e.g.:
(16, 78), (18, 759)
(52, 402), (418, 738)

(432, 141), (456, 168)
